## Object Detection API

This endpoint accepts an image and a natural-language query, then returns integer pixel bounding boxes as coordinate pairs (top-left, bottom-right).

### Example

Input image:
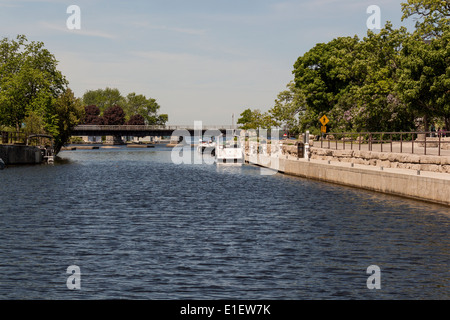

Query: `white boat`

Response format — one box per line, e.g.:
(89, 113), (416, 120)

(197, 139), (216, 155)
(215, 135), (244, 165)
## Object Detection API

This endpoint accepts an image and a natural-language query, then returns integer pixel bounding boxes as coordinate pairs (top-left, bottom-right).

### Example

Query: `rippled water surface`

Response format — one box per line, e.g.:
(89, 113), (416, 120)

(0, 146), (449, 299)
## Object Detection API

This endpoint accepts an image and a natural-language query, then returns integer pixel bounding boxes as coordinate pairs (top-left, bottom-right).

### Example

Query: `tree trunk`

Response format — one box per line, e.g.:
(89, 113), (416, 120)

(423, 114), (428, 133)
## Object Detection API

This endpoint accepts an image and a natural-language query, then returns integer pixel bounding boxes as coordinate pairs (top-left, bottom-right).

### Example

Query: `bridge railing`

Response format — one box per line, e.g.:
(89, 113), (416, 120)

(73, 125), (237, 131)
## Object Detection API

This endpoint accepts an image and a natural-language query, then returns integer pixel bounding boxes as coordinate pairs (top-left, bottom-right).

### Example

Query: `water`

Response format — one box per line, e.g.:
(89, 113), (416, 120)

(0, 145), (448, 300)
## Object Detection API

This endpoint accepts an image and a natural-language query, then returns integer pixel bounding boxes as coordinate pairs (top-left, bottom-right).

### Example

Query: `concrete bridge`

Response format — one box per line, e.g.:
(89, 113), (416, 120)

(72, 125), (237, 137)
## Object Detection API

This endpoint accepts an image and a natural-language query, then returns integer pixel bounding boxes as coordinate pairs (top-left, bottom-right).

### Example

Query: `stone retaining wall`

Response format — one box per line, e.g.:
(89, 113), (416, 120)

(310, 148), (450, 174)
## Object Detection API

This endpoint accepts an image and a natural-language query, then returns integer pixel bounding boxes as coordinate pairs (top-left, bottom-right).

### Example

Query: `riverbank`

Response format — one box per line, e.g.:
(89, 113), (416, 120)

(245, 152), (450, 207)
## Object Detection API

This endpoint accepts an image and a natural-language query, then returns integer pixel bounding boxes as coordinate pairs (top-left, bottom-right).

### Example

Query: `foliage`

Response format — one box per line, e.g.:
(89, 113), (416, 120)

(103, 105), (126, 125)
(83, 105), (104, 125)
(396, 25), (450, 130)
(82, 88), (124, 113)
(0, 35), (67, 132)
(401, 0), (450, 39)
(50, 89), (85, 154)
(82, 88), (168, 125)
(0, 35), (84, 154)
(269, 81), (305, 135)
(237, 108), (273, 130)
(126, 114), (145, 125)
(124, 92), (163, 125)
(237, 0), (449, 134)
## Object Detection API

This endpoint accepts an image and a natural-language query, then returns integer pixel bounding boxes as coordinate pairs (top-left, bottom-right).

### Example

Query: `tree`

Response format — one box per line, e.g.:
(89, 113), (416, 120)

(396, 27), (450, 130)
(83, 105), (104, 125)
(237, 108), (261, 130)
(126, 114), (145, 125)
(236, 108), (274, 130)
(0, 35), (67, 133)
(332, 24), (415, 133)
(0, 35), (83, 152)
(103, 105), (126, 125)
(269, 81), (305, 136)
(293, 36), (361, 133)
(401, 0), (450, 39)
(49, 89), (85, 154)
(124, 92), (167, 125)
(82, 88), (168, 125)
(155, 114), (169, 125)
(82, 88), (124, 113)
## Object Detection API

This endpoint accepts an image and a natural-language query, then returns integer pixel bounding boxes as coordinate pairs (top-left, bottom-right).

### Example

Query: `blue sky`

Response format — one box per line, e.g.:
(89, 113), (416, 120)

(0, 0), (415, 125)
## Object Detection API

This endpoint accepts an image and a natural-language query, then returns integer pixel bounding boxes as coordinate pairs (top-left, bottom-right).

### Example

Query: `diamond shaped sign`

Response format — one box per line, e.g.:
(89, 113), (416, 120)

(319, 115), (329, 126)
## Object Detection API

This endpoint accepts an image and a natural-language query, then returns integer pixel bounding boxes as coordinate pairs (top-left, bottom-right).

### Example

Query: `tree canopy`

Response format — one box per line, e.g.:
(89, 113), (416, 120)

(237, 0), (449, 134)
(81, 88), (168, 125)
(401, 0), (450, 39)
(0, 35), (84, 154)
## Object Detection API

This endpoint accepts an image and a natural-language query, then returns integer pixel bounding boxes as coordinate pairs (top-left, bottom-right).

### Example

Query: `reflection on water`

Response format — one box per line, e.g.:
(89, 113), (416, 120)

(0, 145), (448, 299)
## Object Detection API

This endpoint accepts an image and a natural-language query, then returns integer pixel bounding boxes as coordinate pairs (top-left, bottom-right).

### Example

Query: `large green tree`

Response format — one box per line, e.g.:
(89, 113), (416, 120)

(332, 24), (415, 132)
(0, 35), (83, 153)
(396, 26), (450, 130)
(125, 92), (167, 125)
(293, 36), (362, 132)
(239, 108), (276, 130)
(238, 1), (450, 135)
(82, 88), (124, 113)
(0, 35), (67, 133)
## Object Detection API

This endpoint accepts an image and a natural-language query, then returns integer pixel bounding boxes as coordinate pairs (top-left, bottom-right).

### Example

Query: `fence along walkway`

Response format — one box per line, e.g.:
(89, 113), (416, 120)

(319, 131), (450, 156)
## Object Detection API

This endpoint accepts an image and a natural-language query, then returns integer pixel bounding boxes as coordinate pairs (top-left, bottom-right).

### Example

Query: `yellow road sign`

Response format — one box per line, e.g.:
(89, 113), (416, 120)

(319, 115), (329, 126)
(321, 125), (327, 133)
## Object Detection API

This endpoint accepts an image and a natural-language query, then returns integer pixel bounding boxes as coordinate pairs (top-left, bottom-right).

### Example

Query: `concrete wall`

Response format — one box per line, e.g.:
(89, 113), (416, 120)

(0, 145), (43, 165)
(245, 153), (450, 207)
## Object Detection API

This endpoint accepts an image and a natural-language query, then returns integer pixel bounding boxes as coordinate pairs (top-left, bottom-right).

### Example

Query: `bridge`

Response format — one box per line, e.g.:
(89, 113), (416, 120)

(72, 125), (238, 137)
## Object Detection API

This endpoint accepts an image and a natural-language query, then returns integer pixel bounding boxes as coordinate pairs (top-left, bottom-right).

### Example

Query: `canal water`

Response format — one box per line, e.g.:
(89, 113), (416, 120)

(0, 145), (448, 299)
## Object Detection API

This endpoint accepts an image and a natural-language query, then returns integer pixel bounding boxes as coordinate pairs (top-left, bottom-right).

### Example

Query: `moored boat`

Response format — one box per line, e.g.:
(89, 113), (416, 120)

(215, 134), (244, 165)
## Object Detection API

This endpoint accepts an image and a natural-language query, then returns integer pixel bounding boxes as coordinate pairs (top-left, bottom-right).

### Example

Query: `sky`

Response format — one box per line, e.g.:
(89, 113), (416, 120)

(0, 0), (416, 125)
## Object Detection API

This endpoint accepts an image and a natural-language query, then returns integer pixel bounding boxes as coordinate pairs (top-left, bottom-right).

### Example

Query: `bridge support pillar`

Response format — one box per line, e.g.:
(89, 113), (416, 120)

(105, 135), (125, 145)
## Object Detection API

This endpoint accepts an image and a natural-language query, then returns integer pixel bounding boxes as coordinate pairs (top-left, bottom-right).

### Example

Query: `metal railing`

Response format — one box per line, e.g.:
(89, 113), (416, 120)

(319, 131), (450, 156)
(73, 124), (237, 131)
(1, 131), (27, 145)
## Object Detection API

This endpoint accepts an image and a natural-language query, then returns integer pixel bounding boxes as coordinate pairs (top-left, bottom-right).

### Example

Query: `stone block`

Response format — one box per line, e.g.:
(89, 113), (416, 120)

(352, 150), (364, 158)
(377, 152), (390, 161)
(420, 155), (441, 164)
(440, 157), (450, 165)
(420, 164), (441, 172)
(403, 154), (421, 164)
(333, 150), (354, 158)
